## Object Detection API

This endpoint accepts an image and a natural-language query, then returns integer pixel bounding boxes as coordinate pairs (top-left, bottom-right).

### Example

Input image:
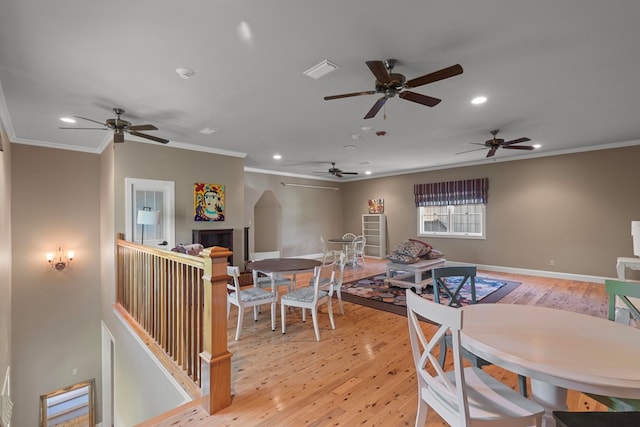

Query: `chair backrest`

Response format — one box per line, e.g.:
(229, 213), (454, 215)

(311, 263), (336, 299)
(342, 233), (357, 241)
(406, 289), (470, 426)
(432, 265), (477, 281)
(605, 279), (640, 322)
(227, 266), (240, 292)
(352, 235), (366, 252)
(320, 236), (329, 251)
(250, 251), (281, 261)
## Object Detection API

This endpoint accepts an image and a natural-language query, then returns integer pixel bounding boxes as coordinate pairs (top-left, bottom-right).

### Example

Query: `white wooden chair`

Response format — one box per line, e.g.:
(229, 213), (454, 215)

(281, 263), (336, 341)
(320, 236), (340, 265)
(342, 232), (357, 241)
(249, 251), (292, 295)
(346, 235), (366, 267)
(332, 252), (347, 314)
(406, 290), (543, 427)
(227, 266), (277, 340)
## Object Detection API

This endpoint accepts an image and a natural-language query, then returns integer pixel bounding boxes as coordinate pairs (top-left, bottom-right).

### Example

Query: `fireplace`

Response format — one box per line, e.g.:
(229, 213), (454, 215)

(192, 229), (233, 263)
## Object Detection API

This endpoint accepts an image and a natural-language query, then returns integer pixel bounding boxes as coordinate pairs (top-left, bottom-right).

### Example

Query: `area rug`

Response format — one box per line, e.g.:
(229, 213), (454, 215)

(339, 274), (520, 316)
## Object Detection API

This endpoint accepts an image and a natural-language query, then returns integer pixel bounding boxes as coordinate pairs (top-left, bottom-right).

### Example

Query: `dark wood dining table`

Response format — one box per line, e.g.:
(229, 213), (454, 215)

(245, 258), (322, 290)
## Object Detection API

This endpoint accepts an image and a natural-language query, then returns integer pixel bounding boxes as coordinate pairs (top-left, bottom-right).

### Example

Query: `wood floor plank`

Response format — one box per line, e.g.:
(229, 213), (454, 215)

(136, 258), (611, 426)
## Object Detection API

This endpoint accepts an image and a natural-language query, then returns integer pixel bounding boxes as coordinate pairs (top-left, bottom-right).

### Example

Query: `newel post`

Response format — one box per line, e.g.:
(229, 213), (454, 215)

(199, 246), (232, 413)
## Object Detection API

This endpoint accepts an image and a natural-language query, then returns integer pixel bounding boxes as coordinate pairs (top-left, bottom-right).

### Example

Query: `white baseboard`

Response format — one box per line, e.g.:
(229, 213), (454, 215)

(445, 260), (608, 284)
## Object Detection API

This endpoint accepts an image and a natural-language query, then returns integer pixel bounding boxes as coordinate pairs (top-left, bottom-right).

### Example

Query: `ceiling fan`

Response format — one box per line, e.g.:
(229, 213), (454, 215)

(60, 108), (170, 144)
(324, 59), (463, 120)
(313, 162), (358, 178)
(457, 130), (534, 158)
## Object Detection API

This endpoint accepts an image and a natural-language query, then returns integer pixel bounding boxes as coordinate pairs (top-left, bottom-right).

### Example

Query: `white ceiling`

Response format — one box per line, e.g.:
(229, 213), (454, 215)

(1, 1), (640, 180)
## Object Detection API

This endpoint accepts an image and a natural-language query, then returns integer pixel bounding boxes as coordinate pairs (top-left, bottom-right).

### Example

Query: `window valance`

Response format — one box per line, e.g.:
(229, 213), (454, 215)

(414, 178), (488, 207)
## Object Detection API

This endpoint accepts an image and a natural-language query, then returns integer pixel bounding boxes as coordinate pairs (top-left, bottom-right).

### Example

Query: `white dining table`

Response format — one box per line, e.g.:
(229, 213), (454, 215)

(460, 304), (640, 427)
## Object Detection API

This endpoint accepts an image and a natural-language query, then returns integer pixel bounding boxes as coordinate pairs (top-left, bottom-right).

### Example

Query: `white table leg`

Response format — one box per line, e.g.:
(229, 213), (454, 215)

(530, 379), (567, 427)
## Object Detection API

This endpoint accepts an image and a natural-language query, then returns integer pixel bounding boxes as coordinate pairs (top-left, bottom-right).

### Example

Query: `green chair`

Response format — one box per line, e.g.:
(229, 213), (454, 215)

(432, 266), (477, 307)
(585, 279), (640, 411)
(433, 266), (528, 396)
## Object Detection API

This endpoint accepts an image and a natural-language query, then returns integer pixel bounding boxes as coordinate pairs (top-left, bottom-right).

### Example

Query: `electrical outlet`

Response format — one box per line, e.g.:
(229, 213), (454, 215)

(549, 259), (555, 266)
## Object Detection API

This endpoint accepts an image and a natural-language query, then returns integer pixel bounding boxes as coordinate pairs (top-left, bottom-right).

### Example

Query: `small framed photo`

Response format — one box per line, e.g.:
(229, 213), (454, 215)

(368, 198), (384, 214)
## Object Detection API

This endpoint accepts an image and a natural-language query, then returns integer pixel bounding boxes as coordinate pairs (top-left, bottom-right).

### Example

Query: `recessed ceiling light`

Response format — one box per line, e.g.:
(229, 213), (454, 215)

(176, 67), (195, 79)
(471, 96), (487, 105)
(343, 144), (356, 150)
(273, 154), (282, 160)
(351, 133), (362, 140)
(533, 144), (541, 149)
(199, 127), (218, 135)
(303, 59), (339, 79)
(365, 170), (372, 175)
(360, 126), (372, 132)
(60, 117), (76, 123)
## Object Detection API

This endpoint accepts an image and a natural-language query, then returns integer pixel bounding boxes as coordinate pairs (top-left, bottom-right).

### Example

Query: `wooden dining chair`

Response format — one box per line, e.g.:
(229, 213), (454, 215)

(342, 232), (357, 241)
(320, 236), (339, 265)
(406, 290), (544, 427)
(346, 235), (366, 267)
(281, 264), (336, 341)
(432, 266), (477, 307)
(227, 266), (277, 340)
(434, 265), (529, 397)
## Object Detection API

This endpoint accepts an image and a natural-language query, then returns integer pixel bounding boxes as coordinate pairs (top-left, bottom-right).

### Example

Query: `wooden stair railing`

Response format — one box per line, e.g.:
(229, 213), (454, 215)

(116, 235), (231, 414)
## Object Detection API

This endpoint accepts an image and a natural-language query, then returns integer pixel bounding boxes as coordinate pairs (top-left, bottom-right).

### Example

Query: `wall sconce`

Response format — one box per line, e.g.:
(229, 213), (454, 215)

(47, 247), (74, 271)
(137, 207), (160, 245)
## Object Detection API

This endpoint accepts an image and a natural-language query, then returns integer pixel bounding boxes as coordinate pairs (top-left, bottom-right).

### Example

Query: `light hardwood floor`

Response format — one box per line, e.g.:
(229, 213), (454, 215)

(137, 258), (610, 426)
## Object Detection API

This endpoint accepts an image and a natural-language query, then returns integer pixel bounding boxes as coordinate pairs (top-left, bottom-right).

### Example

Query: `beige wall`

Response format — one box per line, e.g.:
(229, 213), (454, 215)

(343, 145), (640, 278)
(11, 144), (102, 427)
(113, 142), (246, 266)
(244, 172), (344, 257)
(0, 130), (11, 399)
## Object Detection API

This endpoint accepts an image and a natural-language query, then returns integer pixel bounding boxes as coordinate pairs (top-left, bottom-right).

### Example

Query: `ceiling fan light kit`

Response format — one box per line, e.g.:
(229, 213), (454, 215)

(324, 59), (463, 119)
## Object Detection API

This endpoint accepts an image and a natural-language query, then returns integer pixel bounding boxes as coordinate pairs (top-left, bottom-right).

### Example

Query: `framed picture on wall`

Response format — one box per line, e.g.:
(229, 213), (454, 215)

(368, 198), (384, 214)
(194, 183), (225, 221)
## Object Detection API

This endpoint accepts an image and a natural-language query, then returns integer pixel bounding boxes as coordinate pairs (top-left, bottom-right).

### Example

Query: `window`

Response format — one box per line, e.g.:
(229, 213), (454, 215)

(418, 204), (485, 238)
(414, 178), (488, 239)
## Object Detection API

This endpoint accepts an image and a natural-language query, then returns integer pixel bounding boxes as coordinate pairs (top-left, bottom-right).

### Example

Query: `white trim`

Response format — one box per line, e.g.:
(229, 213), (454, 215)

(101, 323), (114, 427)
(125, 178), (175, 247)
(445, 260), (608, 284)
(113, 307), (192, 403)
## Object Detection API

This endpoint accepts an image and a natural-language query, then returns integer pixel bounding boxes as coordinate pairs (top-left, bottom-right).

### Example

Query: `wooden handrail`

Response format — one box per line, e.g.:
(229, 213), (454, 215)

(115, 235), (232, 414)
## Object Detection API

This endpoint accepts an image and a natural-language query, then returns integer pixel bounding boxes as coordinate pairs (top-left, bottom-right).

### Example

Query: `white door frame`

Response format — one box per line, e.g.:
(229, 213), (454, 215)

(125, 178), (175, 248)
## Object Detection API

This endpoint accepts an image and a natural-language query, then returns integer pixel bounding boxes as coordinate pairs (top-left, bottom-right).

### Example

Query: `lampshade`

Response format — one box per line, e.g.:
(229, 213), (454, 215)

(137, 210), (160, 225)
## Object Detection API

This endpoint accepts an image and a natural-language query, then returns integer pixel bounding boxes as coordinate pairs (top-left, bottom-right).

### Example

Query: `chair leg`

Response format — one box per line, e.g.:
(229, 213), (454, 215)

(270, 302), (276, 331)
(415, 397), (428, 427)
(253, 305), (259, 321)
(327, 299), (335, 330)
(337, 290), (344, 315)
(235, 306), (244, 341)
(518, 375), (528, 397)
(281, 301), (287, 334)
(311, 307), (320, 341)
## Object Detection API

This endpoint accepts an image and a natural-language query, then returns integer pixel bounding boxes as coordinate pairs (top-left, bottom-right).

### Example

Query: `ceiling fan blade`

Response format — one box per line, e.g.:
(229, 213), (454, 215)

(455, 147), (487, 155)
(502, 145), (535, 150)
(128, 130), (170, 144)
(324, 90), (376, 100)
(341, 172), (358, 175)
(486, 147), (498, 157)
(59, 127), (108, 130)
(366, 60), (391, 84)
(74, 116), (109, 127)
(128, 124), (158, 131)
(398, 91), (441, 107)
(335, 172), (343, 178)
(502, 137), (531, 146)
(364, 97), (387, 119)
(404, 64), (464, 88)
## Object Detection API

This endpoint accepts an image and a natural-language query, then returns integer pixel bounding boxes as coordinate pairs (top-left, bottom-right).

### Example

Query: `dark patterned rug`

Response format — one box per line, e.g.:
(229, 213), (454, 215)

(339, 274), (520, 316)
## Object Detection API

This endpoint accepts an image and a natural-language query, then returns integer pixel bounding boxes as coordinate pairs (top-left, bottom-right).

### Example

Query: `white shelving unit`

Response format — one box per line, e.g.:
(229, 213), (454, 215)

(362, 214), (386, 259)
